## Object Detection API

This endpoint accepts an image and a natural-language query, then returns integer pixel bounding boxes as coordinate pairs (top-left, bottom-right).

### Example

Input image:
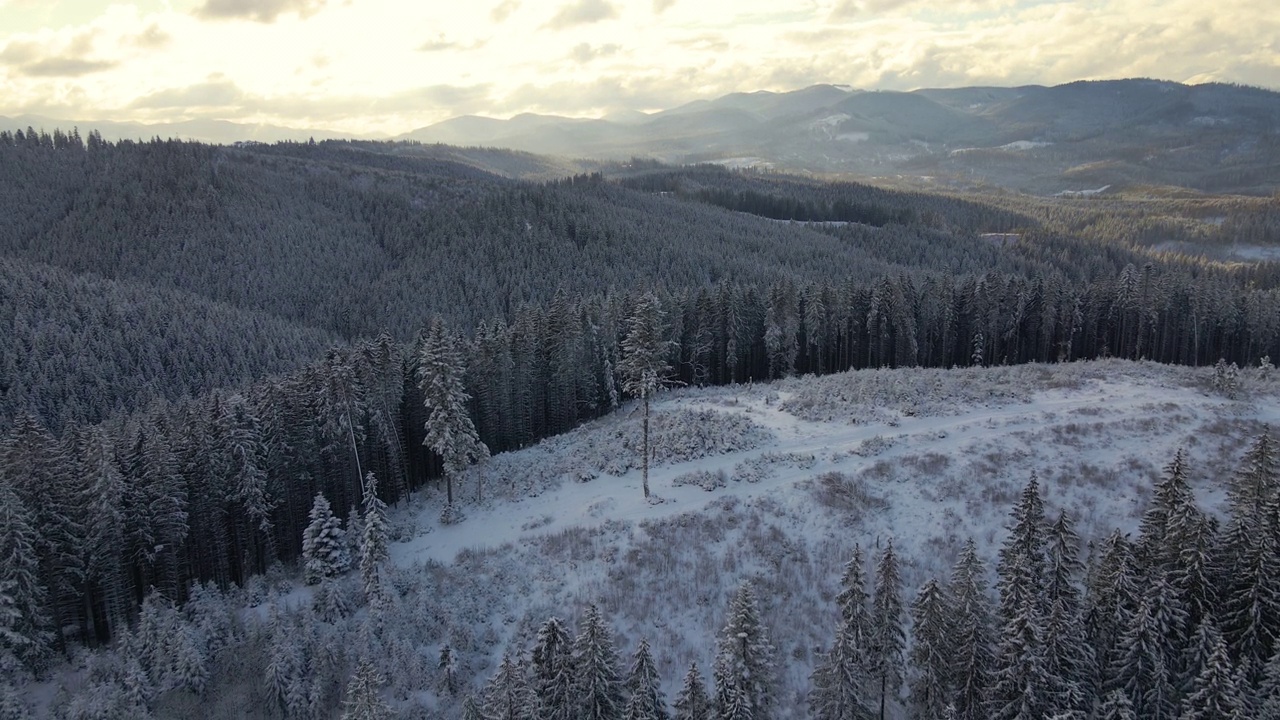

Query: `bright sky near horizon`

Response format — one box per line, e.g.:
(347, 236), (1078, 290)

(1, 0), (1277, 137)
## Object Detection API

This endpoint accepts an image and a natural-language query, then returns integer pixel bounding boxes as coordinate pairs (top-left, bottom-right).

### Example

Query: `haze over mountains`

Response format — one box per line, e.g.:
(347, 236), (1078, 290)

(7, 79), (1278, 196)
(403, 79), (1280, 195)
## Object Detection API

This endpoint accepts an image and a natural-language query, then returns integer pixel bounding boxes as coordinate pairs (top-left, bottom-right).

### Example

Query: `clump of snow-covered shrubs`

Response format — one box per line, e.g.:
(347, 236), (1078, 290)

(672, 468), (729, 491)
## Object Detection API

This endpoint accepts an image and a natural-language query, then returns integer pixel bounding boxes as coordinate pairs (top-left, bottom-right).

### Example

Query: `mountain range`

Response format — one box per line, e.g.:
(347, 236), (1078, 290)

(401, 79), (1280, 195)
(5, 78), (1279, 197)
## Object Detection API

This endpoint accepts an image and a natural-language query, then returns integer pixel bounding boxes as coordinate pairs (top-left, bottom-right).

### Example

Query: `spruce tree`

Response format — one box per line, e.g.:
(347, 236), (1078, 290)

(1220, 515), (1280, 680)
(302, 493), (350, 584)
(1084, 531), (1139, 695)
(626, 639), (669, 720)
(1228, 430), (1277, 533)
(439, 644), (459, 697)
(990, 477), (1050, 720)
(1110, 595), (1176, 719)
(0, 479), (52, 676)
(810, 616), (871, 720)
(341, 659), (393, 720)
(460, 695), (485, 720)
(1180, 630), (1247, 720)
(868, 544), (904, 720)
(1257, 647), (1280, 719)
(908, 578), (949, 720)
(484, 650), (535, 720)
(835, 545), (874, 668)
(713, 581), (777, 720)
(1097, 689), (1137, 720)
(171, 623), (208, 696)
(532, 617), (574, 720)
(572, 604), (625, 720)
(618, 291), (673, 500)
(673, 663), (711, 720)
(359, 473), (390, 609)
(1043, 513), (1092, 715)
(417, 316), (490, 513)
(947, 539), (995, 720)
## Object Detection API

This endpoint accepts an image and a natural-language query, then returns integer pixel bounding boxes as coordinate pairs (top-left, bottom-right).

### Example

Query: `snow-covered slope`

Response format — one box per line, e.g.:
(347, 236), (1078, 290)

(380, 359), (1278, 715)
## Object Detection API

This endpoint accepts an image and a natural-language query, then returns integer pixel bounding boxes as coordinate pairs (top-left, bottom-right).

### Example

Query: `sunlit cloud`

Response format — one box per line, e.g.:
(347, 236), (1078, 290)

(0, 0), (1274, 136)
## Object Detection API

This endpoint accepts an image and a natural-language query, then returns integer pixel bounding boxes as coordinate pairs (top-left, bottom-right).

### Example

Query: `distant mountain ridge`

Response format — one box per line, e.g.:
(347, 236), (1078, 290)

(401, 79), (1280, 195)
(7, 78), (1279, 193)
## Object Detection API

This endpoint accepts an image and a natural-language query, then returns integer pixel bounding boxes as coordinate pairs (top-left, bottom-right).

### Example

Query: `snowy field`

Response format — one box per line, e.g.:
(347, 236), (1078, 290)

(369, 358), (1279, 716)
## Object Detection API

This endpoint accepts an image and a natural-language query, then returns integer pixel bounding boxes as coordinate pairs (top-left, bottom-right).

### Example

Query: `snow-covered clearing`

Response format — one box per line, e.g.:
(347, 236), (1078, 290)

(379, 359), (1279, 713)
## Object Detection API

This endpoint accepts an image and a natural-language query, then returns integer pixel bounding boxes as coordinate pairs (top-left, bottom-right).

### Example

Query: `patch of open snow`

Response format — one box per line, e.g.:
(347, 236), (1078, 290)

(381, 359), (1280, 715)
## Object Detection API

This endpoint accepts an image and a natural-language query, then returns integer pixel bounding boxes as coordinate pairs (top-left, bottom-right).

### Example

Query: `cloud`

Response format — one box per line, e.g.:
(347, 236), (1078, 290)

(544, 0), (618, 30)
(129, 80), (246, 109)
(22, 57), (117, 77)
(569, 42), (620, 64)
(132, 24), (171, 49)
(653, 0), (676, 12)
(828, 0), (913, 21)
(1, 35), (116, 77)
(491, 0), (520, 22)
(196, 0), (326, 23)
(0, 40), (40, 66)
(418, 35), (487, 52)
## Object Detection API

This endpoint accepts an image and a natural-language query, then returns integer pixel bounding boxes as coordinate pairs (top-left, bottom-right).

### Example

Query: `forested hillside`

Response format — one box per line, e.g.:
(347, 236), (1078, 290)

(6, 124), (1280, 718)
(0, 256), (336, 431)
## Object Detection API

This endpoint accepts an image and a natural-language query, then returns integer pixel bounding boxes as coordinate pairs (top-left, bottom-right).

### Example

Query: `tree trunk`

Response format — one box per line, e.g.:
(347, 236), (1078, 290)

(642, 395), (651, 499)
(446, 472), (453, 506)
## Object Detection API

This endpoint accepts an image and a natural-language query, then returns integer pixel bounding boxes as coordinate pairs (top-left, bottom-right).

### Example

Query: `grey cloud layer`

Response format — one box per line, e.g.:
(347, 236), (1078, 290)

(196, 0), (326, 23)
(544, 0), (618, 29)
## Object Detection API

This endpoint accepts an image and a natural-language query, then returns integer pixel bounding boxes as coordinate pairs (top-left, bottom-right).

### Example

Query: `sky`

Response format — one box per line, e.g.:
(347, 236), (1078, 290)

(1, 0), (1277, 137)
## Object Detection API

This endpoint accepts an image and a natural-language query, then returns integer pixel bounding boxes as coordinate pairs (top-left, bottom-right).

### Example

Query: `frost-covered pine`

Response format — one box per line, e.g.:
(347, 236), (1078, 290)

(359, 473), (390, 608)
(439, 643), (459, 696)
(532, 617), (574, 719)
(625, 639), (669, 720)
(991, 476), (1051, 720)
(0, 683), (33, 720)
(314, 575), (352, 623)
(947, 539), (995, 720)
(417, 316), (489, 510)
(713, 581), (777, 720)
(484, 650), (535, 720)
(673, 663), (710, 720)
(1219, 515), (1280, 681)
(1097, 689), (1136, 720)
(1109, 594), (1176, 719)
(868, 543), (905, 720)
(909, 578), (950, 719)
(1212, 358), (1241, 399)
(0, 480), (52, 675)
(264, 606), (301, 717)
(1042, 512), (1092, 715)
(618, 291), (673, 499)
(1180, 629), (1247, 720)
(171, 623), (208, 696)
(341, 659), (393, 720)
(1256, 647), (1280, 719)
(572, 604), (625, 720)
(303, 493), (350, 585)
(460, 695), (485, 720)
(624, 689), (660, 720)
(808, 613), (870, 720)
(835, 545), (873, 673)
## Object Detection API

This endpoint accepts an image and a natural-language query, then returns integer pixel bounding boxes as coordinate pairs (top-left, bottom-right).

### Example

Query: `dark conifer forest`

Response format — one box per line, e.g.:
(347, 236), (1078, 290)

(4, 128), (1280, 718)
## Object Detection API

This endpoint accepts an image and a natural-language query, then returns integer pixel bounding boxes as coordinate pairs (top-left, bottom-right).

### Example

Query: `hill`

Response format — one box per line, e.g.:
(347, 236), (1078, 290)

(21, 358), (1280, 718)
(402, 79), (1280, 195)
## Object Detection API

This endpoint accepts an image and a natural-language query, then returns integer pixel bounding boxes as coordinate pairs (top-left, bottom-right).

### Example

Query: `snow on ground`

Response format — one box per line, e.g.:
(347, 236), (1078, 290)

(383, 359), (1279, 715)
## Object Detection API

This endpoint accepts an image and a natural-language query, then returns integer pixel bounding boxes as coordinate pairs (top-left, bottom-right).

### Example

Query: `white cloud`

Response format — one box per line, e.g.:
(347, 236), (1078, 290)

(0, 0), (1274, 135)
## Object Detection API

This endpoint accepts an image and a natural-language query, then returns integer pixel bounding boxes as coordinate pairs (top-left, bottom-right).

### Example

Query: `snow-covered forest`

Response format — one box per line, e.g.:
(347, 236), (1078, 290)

(5, 129), (1280, 718)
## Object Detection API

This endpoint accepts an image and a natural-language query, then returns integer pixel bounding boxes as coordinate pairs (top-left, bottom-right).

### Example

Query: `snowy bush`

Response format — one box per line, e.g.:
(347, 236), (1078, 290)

(809, 471), (890, 519)
(672, 469), (729, 491)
